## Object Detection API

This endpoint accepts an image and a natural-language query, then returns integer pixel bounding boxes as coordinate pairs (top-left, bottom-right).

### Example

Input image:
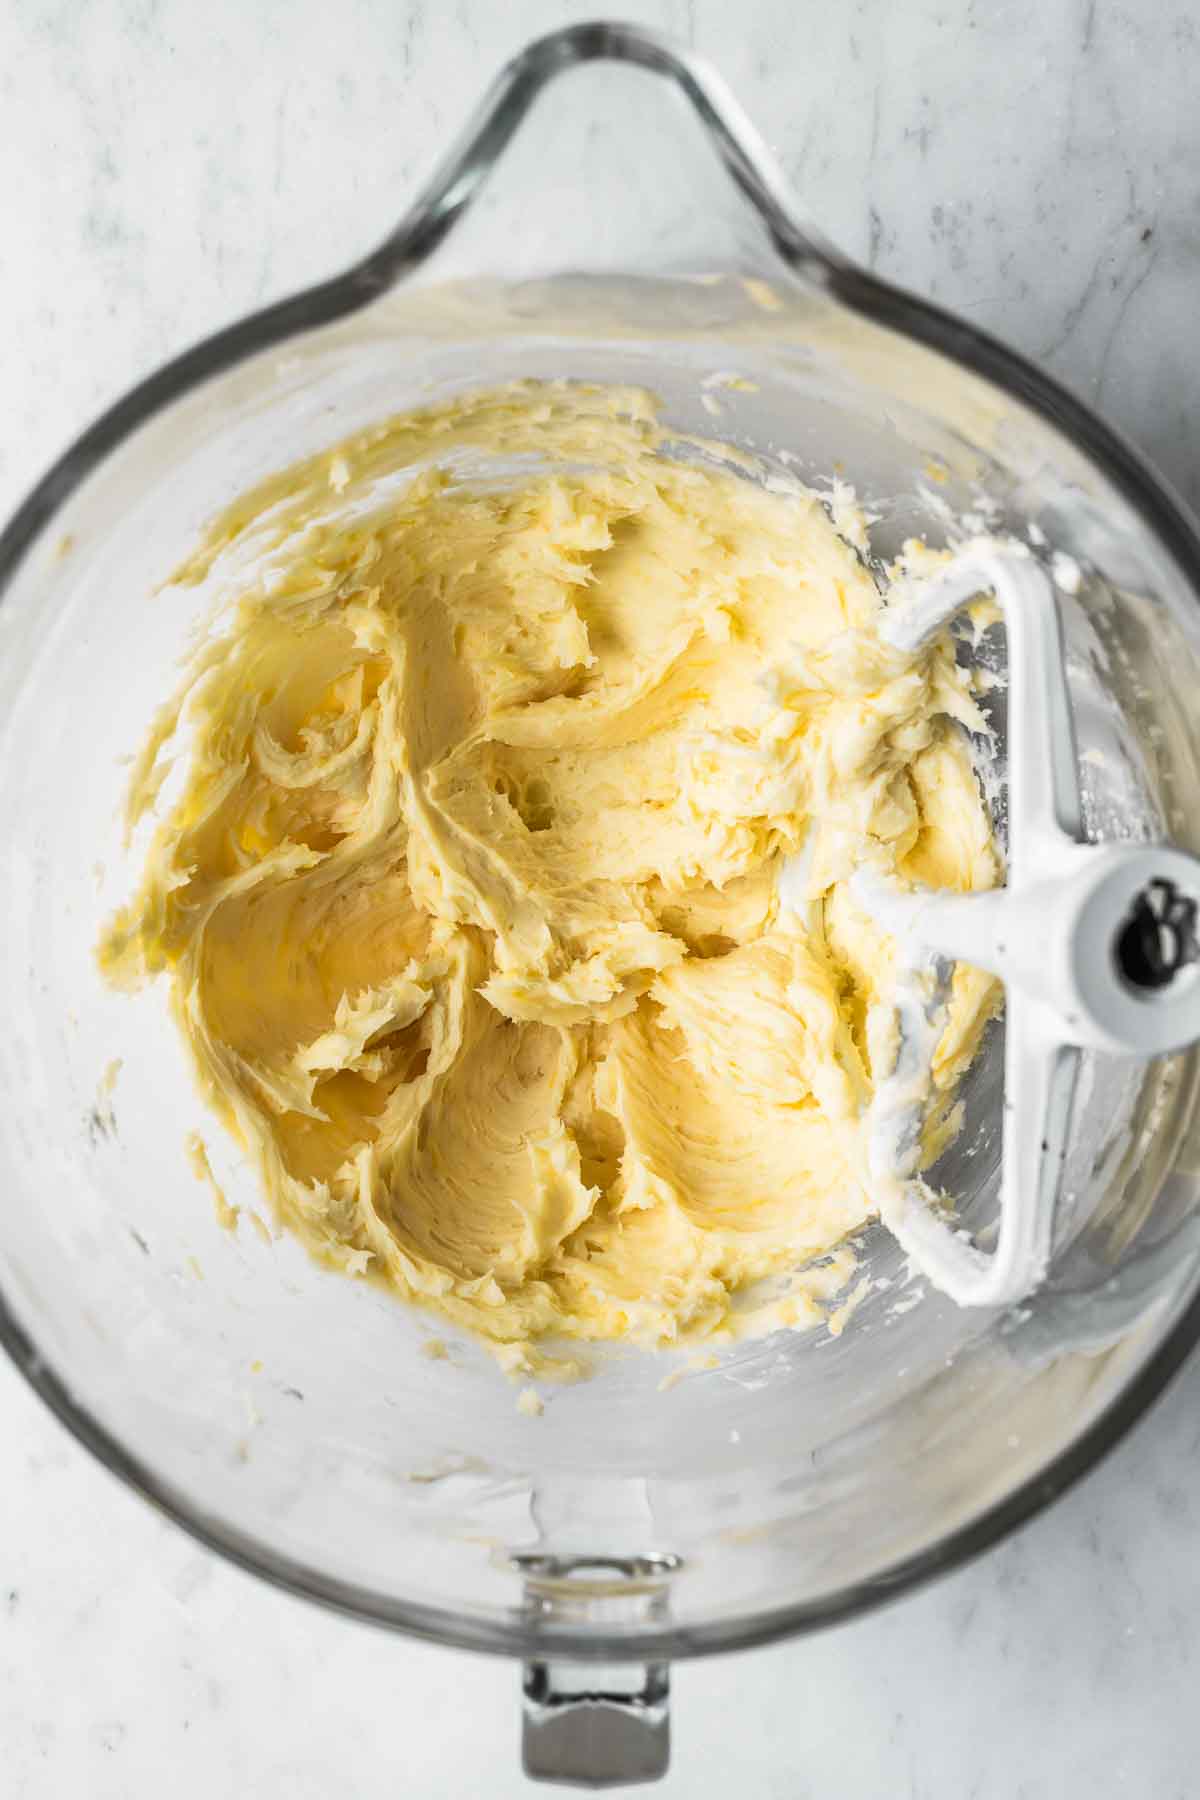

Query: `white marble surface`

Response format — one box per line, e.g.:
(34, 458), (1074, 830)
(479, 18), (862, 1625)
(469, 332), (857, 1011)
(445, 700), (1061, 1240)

(4, 1), (1200, 1793)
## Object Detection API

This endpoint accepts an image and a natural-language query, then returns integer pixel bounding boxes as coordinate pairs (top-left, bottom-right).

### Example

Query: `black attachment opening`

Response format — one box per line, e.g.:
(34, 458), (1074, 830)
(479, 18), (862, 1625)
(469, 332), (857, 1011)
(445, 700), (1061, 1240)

(1116, 876), (1199, 993)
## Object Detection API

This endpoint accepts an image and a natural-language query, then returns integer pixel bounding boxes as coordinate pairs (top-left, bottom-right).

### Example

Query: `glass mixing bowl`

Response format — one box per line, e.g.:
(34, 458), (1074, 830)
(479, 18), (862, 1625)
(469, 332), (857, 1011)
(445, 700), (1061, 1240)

(3, 24), (1200, 1786)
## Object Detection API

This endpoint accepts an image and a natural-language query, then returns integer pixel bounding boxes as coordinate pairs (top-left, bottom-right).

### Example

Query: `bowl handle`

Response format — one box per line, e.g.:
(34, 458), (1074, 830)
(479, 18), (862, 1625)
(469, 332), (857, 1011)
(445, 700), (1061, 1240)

(359, 21), (845, 295)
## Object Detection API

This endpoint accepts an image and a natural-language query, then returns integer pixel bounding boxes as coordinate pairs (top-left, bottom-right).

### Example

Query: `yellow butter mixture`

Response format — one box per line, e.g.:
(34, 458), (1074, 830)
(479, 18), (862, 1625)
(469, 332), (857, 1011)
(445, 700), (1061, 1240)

(100, 383), (998, 1350)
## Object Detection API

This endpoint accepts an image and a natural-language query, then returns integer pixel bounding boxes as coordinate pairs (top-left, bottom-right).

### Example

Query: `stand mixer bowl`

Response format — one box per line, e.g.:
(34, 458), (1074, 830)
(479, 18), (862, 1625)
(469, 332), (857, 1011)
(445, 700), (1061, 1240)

(2, 24), (1200, 1786)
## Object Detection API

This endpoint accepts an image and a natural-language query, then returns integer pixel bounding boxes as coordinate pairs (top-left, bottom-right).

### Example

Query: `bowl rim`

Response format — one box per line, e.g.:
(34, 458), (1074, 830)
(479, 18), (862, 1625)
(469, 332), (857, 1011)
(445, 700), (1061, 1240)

(4, 19), (1200, 1662)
